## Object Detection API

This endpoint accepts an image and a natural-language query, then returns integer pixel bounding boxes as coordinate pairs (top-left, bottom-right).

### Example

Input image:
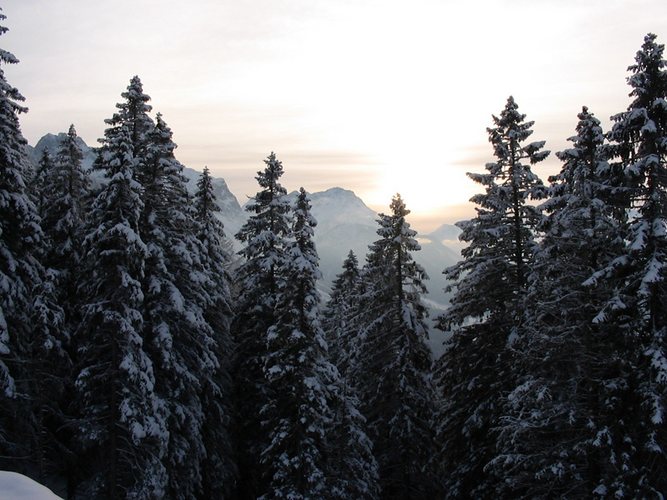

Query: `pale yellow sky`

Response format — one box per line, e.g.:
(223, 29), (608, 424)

(3, 0), (666, 231)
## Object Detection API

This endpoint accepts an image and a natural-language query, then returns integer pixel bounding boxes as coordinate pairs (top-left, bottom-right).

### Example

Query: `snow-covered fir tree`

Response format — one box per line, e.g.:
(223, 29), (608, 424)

(0, 10), (67, 487)
(323, 259), (381, 500)
(487, 107), (628, 497)
(322, 251), (381, 500)
(433, 97), (548, 497)
(589, 32), (667, 496)
(75, 122), (168, 498)
(352, 194), (439, 499)
(42, 124), (91, 329)
(193, 166), (237, 498)
(326, 379), (380, 500)
(259, 187), (334, 498)
(32, 124), (91, 489)
(99, 75), (154, 160)
(0, 2), (38, 419)
(44, 125), (90, 266)
(138, 113), (223, 499)
(322, 250), (361, 378)
(442, 96), (548, 326)
(233, 152), (292, 498)
(260, 188), (379, 499)
(31, 149), (53, 217)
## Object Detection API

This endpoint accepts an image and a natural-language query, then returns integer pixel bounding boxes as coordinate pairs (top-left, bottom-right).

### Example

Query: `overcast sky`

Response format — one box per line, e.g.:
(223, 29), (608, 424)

(3, 0), (666, 231)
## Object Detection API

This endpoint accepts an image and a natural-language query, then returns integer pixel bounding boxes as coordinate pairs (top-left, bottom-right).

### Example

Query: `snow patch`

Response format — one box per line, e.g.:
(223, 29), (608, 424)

(0, 471), (62, 499)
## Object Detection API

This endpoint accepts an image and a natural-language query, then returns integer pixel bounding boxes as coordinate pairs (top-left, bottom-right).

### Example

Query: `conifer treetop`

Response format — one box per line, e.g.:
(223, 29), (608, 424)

(487, 96), (550, 167)
(195, 166), (220, 219)
(254, 151), (287, 199)
(119, 75), (152, 114)
(550, 106), (608, 201)
(627, 33), (666, 105)
(97, 75), (154, 161)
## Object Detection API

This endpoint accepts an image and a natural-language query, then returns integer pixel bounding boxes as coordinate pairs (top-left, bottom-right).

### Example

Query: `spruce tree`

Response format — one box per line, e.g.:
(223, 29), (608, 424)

(322, 250), (361, 377)
(259, 187), (333, 497)
(487, 107), (627, 496)
(42, 124), (91, 329)
(353, 194), (439, 499)
(324, 254), (380, 500)
(193, 166), (237, 498)
(318, 255), (382, 498)
(138, 113), (222, 499)
(32, 149), (54, 217)
(433, 97), (548, 497)
(30, 124), (91, 491)
(0, 10), (67, 486)
(75, 122), (168, 498)
(0, 2), (37, 421)
(44, 125), (89, 264)
(262, 188), (379, 499)
(592, 33), (667, 495)
(233, 152), (292, 498)
(104, 75), (154, 159)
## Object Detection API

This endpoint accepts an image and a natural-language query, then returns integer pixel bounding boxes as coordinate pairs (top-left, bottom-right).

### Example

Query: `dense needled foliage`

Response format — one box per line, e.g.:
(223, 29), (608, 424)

(193, 166), (237, 498)
(0, 10), (67, 489)
(353, 194), (439, 499)
(488, 107), (627, 497)
(75, 121), (168, 499)
(590, 33), (667, 496)
(434, 97), (548, 497)
(233, 152), (292, 499)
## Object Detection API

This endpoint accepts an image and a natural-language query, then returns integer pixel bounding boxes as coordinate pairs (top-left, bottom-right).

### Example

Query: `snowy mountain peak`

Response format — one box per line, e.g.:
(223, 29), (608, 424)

(34, 132), (86, 151)
(29, 132), (96, 170)
(309, 187), (374, 212)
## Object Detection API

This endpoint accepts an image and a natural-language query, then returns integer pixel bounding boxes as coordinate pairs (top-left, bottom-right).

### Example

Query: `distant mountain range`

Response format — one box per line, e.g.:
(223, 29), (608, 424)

(29, 134), (463, 354)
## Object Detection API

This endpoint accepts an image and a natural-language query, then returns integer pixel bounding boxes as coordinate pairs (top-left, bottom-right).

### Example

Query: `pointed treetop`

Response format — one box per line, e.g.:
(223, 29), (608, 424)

(195, 166), (220, 216)
(390, 192), (410, 218)
(150, 112), (177, 154)
(490, 95), (531, 136)
(120, 75), (152, 113)
(255, 151), (286, 191)
(344, 249), (359, 268)
(294, 187), (317, 230)
(626, 33), (666, 105)
(499, 95), (523, 122)
(552, 106), (605, 175)
(549, 106), (608, 203)
(486, 96), (549, 166)
(154, 111), (171, 132)
(570, 106), (604, 149)
(57, 123), (84, 164)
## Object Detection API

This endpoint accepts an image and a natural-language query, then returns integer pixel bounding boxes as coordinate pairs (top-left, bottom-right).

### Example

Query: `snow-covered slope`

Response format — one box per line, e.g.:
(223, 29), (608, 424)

(0, 471), (62, 500)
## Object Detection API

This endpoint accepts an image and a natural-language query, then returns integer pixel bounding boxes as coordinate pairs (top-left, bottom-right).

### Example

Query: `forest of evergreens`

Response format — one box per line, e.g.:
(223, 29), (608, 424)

(1, 7), (666, 499)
